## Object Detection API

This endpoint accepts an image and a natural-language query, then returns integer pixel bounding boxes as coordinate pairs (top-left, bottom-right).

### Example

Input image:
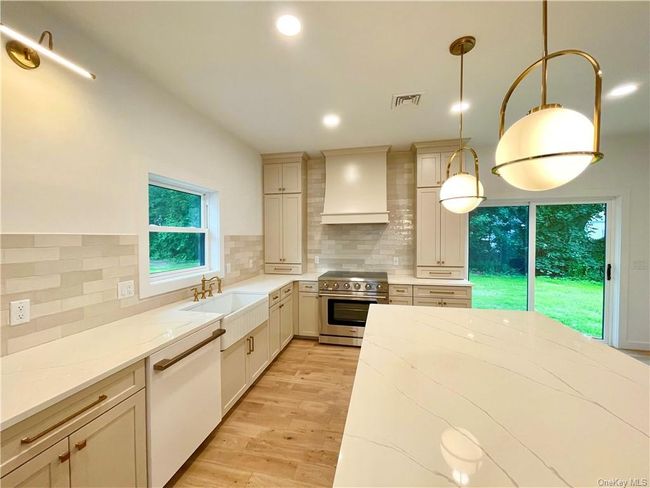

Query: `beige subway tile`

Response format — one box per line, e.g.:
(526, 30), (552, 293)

(33, 285), (82, 304)
(82, 256), (120, 270)
(119, 255), (137, 266)
(61, 292), (104, 312)
(84, 299), (120, 319)
(1, 247), (60, 264)
(119, 296), (141, 308)
(119, 235), (138, 245)
(1, 292), (35, 310)
(34, 308), (84, 331)
(1, 234), (35, 249)
(1, 310), (8, 327)
(5, 274), (61, 294)
(7, 327), (61, 354)
(82, 235), (119, 246)
(34, 234), (82, 247)
(60, 270), (102, 287)
(59, 246), (105, 259)
(102, 265), (137, 279)
(83, 278), (118, 294)
(104, 245), (137, 257)
(32, 300), (62, 319)
(1, 263), (36, 279)
(33, 259), (83, 275)
(102, 288), (117, 301)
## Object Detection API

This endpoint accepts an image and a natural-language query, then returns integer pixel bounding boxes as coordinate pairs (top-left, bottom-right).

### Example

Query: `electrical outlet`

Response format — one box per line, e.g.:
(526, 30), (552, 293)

(10, 299), (30, 326)
(393, 256), (399, 266)
(315, 256), (320, 264)
(117, 280), (135, 299)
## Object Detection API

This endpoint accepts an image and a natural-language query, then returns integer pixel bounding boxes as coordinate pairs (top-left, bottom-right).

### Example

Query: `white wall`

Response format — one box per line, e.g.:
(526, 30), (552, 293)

(476, 133), (650, 350)
(1, 2), (262, 238)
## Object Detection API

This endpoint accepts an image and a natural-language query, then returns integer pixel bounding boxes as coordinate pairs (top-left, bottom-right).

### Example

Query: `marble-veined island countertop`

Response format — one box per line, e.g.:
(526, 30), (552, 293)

(334, 305), (650, 488)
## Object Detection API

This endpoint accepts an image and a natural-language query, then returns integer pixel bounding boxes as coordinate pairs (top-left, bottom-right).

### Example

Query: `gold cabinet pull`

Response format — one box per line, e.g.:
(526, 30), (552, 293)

(154, 329), (225, 371)
(251, 336), (255, 352)
(273, 267), (292, 271)
(75, 439), (87, 450)
(428, 271), (452, 275)
(59, 451), (70, 463)
(428, 290), (456, 295)
(20, 394), (108, 444)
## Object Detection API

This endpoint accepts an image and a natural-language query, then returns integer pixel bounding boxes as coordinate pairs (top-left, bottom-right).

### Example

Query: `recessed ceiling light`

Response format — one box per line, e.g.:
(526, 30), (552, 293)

(276, 15), (301, 36)
(322, 114), (341, 128)
(607, 82), (639, 99)
(450, 101), (470, 113)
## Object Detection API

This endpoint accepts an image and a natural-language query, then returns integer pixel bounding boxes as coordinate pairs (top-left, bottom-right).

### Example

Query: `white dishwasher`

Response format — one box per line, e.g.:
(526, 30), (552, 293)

(147, 320), (224, 488)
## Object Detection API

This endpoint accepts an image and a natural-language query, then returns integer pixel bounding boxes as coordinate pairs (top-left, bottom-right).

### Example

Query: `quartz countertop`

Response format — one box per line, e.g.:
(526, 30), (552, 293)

(387, 275), (472, 287)
(334, 305), (650, 487)
(0, 272), (317, 431)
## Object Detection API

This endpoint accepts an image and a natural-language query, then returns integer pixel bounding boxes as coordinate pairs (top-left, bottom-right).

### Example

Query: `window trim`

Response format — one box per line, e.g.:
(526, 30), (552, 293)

(141, 174), (221, 298)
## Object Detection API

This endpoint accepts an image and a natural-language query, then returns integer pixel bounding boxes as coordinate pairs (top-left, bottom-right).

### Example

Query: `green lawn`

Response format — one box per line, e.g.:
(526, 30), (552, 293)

(470, 274), (604, 338)
(150, 260), (200, 274)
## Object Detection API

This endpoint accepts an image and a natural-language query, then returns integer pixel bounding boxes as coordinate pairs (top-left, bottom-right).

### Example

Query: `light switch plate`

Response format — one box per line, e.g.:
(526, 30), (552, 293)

(117, 280), (135, 299)
(10, 299), (30, 326)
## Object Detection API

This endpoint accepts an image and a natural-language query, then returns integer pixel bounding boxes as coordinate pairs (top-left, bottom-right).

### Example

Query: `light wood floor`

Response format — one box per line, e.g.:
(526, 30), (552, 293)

(169, 339), (360, 488)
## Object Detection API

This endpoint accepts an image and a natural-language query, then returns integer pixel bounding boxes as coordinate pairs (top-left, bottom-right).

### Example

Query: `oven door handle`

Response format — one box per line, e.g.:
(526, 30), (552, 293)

(319, 294), (386, 301)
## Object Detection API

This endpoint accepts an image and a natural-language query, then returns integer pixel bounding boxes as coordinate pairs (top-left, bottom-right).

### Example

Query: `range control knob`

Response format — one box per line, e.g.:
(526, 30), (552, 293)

(354, 283), (361, 290)
(377, 284), (383, 290)
(365, 283), (372, 290)
(333, 282), (340, 289)
(343, 283), (351, 289)
(322, 282), (328, 289)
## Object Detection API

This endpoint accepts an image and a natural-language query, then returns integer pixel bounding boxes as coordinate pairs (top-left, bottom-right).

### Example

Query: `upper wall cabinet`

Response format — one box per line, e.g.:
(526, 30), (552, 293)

(262, 152), (308, 274)
(413, 140), (467, 188)
(262, 153), (306, 194)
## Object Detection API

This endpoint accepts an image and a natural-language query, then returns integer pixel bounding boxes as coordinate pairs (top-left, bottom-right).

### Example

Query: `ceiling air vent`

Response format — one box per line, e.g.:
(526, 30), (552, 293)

(391, 93), (422, 109)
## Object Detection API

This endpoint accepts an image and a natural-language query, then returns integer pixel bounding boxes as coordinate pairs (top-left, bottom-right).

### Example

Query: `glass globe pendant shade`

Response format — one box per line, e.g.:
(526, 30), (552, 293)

(494, 106), (594, 191)
(440, 173), (485, 214)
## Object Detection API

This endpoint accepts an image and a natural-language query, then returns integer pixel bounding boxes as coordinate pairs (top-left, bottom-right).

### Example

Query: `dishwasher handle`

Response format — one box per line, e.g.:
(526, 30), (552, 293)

(154, 329), (225, 371)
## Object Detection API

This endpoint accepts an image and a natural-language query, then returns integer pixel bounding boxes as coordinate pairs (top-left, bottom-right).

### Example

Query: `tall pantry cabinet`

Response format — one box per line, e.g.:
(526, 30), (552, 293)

(413, 141), (468, 280)
(262, 152), (308, 274)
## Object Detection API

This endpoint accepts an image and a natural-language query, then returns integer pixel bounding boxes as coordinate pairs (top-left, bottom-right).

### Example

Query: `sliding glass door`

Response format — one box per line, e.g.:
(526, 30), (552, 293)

(469, 201), (611, 340)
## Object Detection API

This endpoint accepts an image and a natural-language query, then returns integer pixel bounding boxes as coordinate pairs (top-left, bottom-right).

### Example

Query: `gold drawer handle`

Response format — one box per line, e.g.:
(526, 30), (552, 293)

(75, 439), (87, 450)
(59, 451), (70, 463)
(154, 329), (225, 371)
(304, 285), (313, 289)
(395, 288), (406, 293)
(273, 267), (292, 271)
(272, 295), (279, 300)
(428, 290), (456, 295)
(21, 395), (108, 444)
(428, 271), (452, 275)
(284, 288), (291, 294)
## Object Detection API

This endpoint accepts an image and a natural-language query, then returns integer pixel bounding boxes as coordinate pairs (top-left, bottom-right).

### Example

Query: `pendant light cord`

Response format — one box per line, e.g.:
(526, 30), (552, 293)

(458, 48), (465, 173)
(541, 0), (548, 106)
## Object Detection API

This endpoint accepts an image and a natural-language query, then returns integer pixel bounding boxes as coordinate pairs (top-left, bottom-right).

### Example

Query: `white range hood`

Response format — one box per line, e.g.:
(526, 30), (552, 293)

(321, 145), (390, 224)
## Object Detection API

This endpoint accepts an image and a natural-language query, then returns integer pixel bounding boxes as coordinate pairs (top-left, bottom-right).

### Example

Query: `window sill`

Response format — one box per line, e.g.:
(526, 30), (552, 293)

(140, 269), (221, 299)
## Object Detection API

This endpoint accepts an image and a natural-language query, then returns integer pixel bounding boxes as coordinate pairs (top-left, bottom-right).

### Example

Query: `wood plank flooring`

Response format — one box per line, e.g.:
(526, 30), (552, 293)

(169, 339), (360, 488)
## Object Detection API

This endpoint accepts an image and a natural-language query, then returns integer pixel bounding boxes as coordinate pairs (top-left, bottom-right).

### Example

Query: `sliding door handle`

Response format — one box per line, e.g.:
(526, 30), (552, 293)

(606, 263), (612, 281)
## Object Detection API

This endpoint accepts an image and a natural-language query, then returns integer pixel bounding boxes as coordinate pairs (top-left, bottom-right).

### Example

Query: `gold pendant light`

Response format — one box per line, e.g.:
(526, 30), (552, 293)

(439, 36), (486, 214)
(492, 0), (602, 191)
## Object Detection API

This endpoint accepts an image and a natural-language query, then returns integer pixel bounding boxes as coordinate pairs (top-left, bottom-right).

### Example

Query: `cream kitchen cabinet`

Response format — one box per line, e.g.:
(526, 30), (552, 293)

(221, 321), (270, 415)
(264, 193), (302, 265)
(416, 187), (467, 279)
(69, 390), (147, 488)
(298, 292), (319, 337)
(0, 439), (70, 488)
(263, 152), (307, 274)
(1, 362), (147, 488)
(416, 152), (454, 188)
(263, 162), (302, 194)
(280, 294), (294, 349)
(269, 302), (281, 359)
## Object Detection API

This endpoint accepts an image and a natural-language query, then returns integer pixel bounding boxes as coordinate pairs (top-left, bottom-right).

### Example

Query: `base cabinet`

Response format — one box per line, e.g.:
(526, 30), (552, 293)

(280, 295), (294, 348)
(221, 322), (271, 415)
(269, 303), (281, 359)
(298, 293), (319, 337)
(1, 439), (70, 488)
(69, 391), (147, 488)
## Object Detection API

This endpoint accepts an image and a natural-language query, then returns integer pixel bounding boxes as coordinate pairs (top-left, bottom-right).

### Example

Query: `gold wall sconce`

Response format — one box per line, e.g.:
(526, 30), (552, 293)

(1, 23), (96, 80)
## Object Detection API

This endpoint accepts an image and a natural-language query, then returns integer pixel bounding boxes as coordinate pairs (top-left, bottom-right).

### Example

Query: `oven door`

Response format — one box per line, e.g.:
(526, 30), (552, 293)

(319, 294), (387, 338)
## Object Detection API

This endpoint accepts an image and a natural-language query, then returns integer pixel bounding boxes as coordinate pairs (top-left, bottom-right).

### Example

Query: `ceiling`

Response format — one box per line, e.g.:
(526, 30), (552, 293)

(44, 1), (649, 154)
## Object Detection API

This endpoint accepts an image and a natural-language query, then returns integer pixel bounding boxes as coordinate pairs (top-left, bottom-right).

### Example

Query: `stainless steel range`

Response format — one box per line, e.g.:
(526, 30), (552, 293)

(318, 271), (388, 346)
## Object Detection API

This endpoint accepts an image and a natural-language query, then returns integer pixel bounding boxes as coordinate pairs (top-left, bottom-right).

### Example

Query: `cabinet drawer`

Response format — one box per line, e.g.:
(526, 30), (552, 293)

(389, 285), (412, 296)
(389, 296), (413, 306)
(416, 266), (465, 279)
(413, 297), (471, 308)
(280, 283), (293, 299)
(1, 361), (145, 476)
(265, 264), (302, 275)
(299, 281), (318, 293)
(413, 286), (470, 299)
(269, 289), (281, 307)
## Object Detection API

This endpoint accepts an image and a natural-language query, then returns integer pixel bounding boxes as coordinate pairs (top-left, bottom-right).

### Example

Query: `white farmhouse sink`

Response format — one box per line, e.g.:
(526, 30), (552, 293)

(183, 292), (268, 350)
